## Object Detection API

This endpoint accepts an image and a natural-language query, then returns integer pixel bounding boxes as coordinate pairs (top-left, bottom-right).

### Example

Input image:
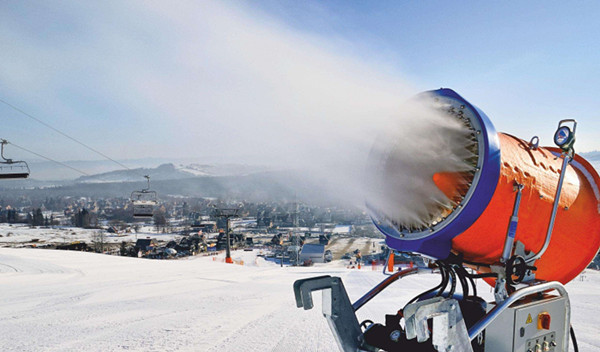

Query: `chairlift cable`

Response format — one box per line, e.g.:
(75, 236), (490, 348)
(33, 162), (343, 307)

(8, 141), (90, 176)
(0, 98), (132, 171)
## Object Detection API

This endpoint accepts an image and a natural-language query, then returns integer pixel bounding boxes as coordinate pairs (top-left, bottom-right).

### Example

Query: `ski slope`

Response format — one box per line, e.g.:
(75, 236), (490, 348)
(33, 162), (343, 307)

(0, 248), (598, 351)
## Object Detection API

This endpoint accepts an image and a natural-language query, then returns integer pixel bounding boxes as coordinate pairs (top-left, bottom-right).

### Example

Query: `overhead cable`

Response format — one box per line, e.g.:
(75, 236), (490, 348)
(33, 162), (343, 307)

(0, 98), (132, 171)
(8, 141), (90, 176)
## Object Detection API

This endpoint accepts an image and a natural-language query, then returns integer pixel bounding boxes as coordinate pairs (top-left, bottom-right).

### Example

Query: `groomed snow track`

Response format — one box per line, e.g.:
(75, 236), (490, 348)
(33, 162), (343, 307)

(0, 248), (598, 351)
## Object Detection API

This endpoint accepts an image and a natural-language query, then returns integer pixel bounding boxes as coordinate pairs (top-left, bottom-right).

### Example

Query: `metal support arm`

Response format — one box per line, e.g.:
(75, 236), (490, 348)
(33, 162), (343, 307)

(294, 269), (434, 352)
(294, 276), (366, 352)
(500, 183), (524, 263)
(353, 267), (420, 311)
(527, 154), (571, 263)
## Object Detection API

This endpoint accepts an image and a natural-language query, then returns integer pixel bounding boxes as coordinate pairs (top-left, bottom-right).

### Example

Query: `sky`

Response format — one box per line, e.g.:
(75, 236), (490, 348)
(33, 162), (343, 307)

(1, 1), (599, 171)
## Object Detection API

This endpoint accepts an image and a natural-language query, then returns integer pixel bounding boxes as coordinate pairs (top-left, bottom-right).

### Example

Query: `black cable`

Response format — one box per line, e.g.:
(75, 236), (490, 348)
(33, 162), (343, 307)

(436, 261), (452, 297)
(466, 269), (477, 297)
(360, 319), (374, 331)
(8, 142), (89, 176)
(404, 261), (477, 308)
(462, 269), (470, 293)
(405, 263), (446, 307)
(454, 264), (469, 298)
(570, 325), (579, 352)
(462, 259), (491, 268)
(406, 286), (438, 307)
(443, 255), (486, 296)
(447, 265), (457, 297)
(0, 98), (133, 171)
(464, 272), (498, 279)
(455, 265), (476, 297)
(436, 263), (450, 297)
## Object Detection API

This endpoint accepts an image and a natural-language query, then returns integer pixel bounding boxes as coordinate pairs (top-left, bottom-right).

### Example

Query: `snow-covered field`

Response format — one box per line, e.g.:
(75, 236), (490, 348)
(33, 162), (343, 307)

(1, 248), (598, 351)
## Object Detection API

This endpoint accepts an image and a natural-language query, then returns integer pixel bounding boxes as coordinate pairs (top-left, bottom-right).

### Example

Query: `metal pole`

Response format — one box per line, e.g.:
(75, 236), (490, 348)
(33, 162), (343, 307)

(214, 207), (240, 264)
(225, 216), (232, 263)
(527, 154), (571, 263)
(500, 183), (523, 263)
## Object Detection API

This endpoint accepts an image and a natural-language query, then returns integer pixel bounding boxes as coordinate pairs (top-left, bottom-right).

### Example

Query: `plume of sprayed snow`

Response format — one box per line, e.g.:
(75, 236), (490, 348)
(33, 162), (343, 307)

(363, 98), (475, 228)
(1, 1), (474, 218)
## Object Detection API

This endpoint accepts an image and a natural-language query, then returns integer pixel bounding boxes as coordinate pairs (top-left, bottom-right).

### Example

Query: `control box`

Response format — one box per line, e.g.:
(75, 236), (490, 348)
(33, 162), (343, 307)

(484, 295), (569, 352)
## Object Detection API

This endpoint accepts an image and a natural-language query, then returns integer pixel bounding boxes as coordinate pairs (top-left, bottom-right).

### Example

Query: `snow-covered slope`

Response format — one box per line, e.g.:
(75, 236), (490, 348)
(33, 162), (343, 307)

(0, 248), (598, 351)
(176, 163), (271, 177)
(76, 163), (195, 183)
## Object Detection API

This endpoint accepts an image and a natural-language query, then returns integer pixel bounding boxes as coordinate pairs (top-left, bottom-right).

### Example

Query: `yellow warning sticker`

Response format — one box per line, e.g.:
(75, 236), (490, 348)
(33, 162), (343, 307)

(526, 314), (533, 324)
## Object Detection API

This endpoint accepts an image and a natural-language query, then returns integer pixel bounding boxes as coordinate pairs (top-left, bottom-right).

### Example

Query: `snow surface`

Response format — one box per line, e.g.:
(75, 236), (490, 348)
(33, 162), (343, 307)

(1, 248), (598, 351)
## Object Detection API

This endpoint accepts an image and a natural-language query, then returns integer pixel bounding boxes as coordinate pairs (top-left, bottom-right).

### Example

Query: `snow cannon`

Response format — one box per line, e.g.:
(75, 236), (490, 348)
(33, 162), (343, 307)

(295, 89), (589, 352)
(367, 88), (600, 285)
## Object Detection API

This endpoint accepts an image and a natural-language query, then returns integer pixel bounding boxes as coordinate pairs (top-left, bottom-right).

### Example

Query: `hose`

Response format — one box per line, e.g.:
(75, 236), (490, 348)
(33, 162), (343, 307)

(447, 265), (457, 297)
(405, 262), (446, 307)
(436, 263), (450, 297)
(570, 325), (579, 352)
(454, 264), (469, 298)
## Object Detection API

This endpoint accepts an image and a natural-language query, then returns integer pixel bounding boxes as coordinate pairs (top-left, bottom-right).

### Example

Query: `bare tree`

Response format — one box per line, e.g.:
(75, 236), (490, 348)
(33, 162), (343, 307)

(153, 210), (167, 232)
(91, 231), (106, 253)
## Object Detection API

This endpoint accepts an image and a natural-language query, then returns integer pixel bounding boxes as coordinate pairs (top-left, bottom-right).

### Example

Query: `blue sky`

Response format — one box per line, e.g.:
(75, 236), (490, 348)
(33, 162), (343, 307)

(248, 1), (600, 147)
(1, 1), (599, 169)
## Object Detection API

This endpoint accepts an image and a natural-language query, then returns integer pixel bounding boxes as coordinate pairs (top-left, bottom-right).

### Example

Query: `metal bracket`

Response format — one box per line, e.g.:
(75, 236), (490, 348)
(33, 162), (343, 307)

(491, 265), (509, 303)
(514, 241), (536, 282)
(404, 297), (474, 352)
(294, 276), (365, 352)
(528, 136), (539, 150)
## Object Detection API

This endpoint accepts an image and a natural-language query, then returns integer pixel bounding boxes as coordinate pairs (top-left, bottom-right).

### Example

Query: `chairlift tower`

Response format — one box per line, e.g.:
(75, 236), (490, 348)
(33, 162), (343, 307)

(214, 207), (240, 264)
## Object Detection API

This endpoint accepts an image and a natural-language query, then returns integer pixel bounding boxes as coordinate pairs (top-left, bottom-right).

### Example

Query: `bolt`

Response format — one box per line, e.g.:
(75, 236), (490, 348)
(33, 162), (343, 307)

(389, 330), (402, 342)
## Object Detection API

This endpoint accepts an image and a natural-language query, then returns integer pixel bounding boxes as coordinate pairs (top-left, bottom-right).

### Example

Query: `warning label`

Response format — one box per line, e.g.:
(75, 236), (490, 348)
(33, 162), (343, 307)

(526, 314), (533, 324)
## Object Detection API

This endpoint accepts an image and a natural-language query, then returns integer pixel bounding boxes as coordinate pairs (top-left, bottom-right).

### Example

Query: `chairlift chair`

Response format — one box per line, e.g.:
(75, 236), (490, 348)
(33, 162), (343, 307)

(131, 175), (157, 218)
(0, 139), (30, 179)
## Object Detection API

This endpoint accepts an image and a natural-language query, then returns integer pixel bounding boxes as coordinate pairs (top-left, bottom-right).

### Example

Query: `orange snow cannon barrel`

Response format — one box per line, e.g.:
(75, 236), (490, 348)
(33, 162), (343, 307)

(367, 88), (600, 284)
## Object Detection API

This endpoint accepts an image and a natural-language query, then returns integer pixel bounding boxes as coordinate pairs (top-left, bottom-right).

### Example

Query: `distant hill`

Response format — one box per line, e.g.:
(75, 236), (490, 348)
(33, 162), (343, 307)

(2, 154), (599, 206)
(75, 163), (272, 183)
(0, 169), (347, 205)
(23, 157), (273, 181)
(76, 163), (194, 183)
(0, 161), (350, 205)
(26, 158), (177, 181)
